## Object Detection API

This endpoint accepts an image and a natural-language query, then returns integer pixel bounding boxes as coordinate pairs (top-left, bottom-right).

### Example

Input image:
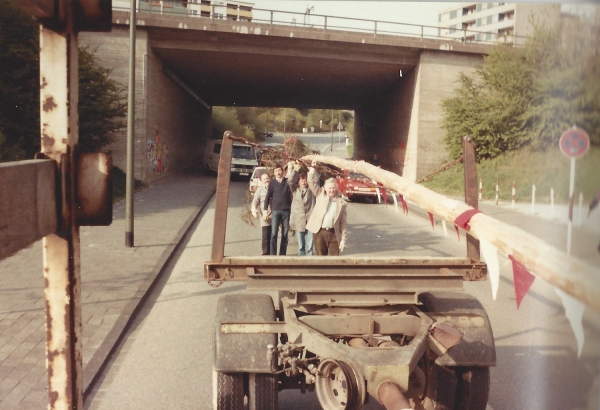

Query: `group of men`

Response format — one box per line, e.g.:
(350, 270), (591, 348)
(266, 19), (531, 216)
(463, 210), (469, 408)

(251, 161), (347, 256)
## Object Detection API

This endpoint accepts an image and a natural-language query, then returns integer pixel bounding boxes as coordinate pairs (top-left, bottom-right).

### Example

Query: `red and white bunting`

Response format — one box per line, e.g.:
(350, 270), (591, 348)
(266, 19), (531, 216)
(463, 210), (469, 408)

(428, 212), (435, 229)
(480, 238), (500, 300)
(441, 219), (448, 237)
(392, 192), (399, 213)
(508, 255), (536, 309)
(555, 288), (585, 357)
(398, 194), (408, 215)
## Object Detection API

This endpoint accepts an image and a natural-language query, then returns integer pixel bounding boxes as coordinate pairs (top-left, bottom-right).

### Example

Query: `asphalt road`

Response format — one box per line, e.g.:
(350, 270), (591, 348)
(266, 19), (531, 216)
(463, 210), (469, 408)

(83, 176), (599, 410)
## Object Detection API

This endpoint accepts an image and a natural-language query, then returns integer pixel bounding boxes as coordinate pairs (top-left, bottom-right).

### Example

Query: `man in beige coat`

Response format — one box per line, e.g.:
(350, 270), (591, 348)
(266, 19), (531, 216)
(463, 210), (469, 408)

(287, 162), (315, 255)
(306, 162), (348, 255)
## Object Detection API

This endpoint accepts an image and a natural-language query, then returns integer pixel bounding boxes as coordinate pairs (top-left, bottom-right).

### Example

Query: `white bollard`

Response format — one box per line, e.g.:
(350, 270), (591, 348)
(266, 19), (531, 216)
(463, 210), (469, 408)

(495, 180), (499, 205)
(551, 188), (554, 219)
(578, 191), (583, 227)
(531, 185), (536, 215)
(511, 182), (515, 209)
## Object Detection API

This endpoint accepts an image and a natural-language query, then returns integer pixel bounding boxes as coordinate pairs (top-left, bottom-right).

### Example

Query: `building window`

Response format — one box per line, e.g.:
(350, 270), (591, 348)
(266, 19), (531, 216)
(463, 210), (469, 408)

(201, 10), (210, 17)
(449, 24), (457, 34)
(486, 32), (493, 40)
(190, 9), (197, 15)
(227, 3), (237, 10)
(201, 0), (210, 5)
(487, 2), (494, 9)
(475, 33), (482, 41)
(476, 3), (482, 12)
(486, 15), (493, 24)
(450, 9), (457, 19)
(239, 5), (252, 12)
(498, 13), (504, 21)
(476, 18), (481, 27)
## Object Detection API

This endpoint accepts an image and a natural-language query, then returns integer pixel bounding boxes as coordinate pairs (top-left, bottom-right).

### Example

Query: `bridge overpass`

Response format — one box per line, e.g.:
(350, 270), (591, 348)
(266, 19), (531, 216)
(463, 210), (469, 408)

(80, 8), (492, 183)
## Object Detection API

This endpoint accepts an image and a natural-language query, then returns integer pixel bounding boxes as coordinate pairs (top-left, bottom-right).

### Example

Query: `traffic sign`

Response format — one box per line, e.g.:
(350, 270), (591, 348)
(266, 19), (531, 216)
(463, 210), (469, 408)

(559, 127), (589, 159)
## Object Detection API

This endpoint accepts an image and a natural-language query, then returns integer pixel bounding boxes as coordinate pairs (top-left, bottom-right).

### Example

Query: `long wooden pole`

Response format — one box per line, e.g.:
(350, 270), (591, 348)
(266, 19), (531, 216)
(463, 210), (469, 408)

(302, 154), (600, 312)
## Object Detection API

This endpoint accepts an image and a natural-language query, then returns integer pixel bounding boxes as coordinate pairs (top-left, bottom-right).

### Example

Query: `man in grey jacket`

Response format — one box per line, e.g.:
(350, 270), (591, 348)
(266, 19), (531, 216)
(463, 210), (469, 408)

(287, 161), (316, 255)
(251, 173), (272, 255)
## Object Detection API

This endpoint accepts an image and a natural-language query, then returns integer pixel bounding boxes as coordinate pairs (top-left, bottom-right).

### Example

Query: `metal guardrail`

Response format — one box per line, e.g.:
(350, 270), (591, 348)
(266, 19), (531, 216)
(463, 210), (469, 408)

(112, 4), (526, 46)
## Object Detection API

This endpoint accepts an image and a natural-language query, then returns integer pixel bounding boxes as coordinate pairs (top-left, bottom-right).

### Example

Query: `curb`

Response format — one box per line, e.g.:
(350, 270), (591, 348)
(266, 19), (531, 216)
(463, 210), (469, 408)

(83, 185), (216, 399)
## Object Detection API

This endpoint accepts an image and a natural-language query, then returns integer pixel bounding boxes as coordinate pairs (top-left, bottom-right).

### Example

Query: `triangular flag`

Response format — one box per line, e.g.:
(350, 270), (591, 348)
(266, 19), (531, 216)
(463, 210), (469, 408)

(398, 194), (408, 215)
(454, 224), (460, 241)
(381, 188), (387, 207)
(376, 187), (382, 204)
(480, 238), (500, 300)
(455, 209), (483, 231)
(508, 255), (535, 309)
(441, 220), (448, 237)
(392, 192), (399, 213)
(428, 212), (435, 229)
(555, 288), (585, 357)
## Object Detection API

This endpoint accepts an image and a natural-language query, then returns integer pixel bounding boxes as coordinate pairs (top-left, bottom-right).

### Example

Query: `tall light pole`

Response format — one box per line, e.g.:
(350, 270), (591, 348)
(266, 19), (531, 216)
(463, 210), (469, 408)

(125, 0), (137, 247)
(330, 109), (334, 152)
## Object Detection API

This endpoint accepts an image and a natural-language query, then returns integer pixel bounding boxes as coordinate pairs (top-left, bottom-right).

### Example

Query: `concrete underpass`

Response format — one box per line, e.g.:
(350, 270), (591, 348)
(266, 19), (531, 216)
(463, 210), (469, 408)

(80, 9), (491, 183)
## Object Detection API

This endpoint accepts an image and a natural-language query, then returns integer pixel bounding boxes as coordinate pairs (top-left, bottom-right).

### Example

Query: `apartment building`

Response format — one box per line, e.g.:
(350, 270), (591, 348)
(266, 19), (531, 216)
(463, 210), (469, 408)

(115, 1), (253, 21)
(437, 3), (561, 45)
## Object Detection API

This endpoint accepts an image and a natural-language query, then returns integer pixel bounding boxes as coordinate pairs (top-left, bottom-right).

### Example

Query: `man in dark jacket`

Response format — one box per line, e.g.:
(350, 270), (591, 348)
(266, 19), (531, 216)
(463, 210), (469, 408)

(264, 163), (292, 255)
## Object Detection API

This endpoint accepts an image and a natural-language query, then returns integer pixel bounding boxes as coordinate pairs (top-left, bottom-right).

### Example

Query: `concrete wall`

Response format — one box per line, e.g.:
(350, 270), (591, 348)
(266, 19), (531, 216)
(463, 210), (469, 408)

(403, 50), (482, 181)
(80, 27), (211, 183)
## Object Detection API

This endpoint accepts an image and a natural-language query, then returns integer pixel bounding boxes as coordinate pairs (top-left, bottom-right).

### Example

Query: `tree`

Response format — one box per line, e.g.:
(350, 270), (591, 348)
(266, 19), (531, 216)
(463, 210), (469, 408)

(442, 17), (599, 160)
(0, 1), (128, 161)
(78, 46), (127, 152)
(0, 0), (40, 162)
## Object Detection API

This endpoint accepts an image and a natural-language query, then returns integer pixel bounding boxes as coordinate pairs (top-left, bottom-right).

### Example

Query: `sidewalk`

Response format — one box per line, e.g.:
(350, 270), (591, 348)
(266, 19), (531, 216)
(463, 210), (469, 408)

(0, 165), (216, 409)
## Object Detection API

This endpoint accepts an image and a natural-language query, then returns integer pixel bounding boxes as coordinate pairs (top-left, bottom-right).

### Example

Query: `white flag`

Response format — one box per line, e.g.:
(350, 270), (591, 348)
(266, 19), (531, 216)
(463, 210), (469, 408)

(392, 192), (398, 213)
(480, 238), (500, 300)
(555, 288), (585, 357)
(441, 219), (448, 237)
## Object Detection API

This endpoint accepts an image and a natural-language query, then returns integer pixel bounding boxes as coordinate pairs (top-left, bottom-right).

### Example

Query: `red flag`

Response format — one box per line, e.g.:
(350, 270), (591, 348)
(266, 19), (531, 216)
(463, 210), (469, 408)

(509, 255), (535, 309)
(381, 188), (388, 207)
(428, 212), (435, 229)
(454, 209), (482, 231)
(398, 194), (408, 214)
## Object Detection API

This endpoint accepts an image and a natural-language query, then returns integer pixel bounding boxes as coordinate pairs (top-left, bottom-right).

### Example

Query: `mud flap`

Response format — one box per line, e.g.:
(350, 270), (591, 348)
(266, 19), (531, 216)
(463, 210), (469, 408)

(419, 292), (496, 367)
(214, 294), (277, 372)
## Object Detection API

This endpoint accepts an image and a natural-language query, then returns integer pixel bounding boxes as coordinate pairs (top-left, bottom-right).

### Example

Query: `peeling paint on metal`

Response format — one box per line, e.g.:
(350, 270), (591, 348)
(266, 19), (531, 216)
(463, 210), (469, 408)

(43, 96), (58, 112)
(41, 76), (48, 89)
(42, 134), (56, 147)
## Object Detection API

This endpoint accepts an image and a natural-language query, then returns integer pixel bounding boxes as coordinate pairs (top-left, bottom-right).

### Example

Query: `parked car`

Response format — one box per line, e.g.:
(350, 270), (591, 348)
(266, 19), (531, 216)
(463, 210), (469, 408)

(336, 171), (382, 203)
(249, 166), (271, 193)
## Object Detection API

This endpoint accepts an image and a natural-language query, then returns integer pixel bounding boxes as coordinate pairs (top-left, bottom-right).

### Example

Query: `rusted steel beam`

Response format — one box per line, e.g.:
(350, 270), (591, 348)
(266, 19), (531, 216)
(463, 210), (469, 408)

(462, 136), (481, 263)
(211, 131), (233, 262)
(40, 6), (83, 408)
(0, 159), (57, 259)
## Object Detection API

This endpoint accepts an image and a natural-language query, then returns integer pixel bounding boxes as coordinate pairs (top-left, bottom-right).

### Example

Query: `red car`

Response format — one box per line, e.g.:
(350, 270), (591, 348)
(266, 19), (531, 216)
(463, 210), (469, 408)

(336, 171), (383, 203)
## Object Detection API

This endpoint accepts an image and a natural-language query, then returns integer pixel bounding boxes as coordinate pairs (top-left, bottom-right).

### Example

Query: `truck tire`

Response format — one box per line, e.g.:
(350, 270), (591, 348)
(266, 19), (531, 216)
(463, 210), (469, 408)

(421, 363), (457, 410)
(214, 369), (244, 410)
(248, 373), (278, 410)
(454, 367), (490, 410)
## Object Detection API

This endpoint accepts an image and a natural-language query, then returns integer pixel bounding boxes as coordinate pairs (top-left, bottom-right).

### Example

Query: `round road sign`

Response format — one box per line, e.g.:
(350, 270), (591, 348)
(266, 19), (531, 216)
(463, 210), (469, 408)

(559, 128), (589, 159)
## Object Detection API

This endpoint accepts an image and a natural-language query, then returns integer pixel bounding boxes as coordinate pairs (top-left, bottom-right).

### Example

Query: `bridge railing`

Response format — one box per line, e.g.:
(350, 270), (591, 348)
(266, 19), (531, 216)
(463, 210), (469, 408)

(112, 4), (526, 46)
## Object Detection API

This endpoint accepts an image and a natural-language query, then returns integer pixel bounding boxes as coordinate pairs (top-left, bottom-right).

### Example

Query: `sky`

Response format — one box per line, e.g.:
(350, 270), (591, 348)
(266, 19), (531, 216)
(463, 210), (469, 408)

(252, 1), (464, 28)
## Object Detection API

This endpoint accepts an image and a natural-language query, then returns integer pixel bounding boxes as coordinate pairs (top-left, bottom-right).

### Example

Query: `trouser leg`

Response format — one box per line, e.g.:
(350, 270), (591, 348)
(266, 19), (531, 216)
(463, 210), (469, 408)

(296, 230), (305, 255)
(314, 229), (328, 256)
(262, 225), (271, 255)
(279, 210), (290, 255)
(305, 230), (314, 256)
(270, 211), (281, 255)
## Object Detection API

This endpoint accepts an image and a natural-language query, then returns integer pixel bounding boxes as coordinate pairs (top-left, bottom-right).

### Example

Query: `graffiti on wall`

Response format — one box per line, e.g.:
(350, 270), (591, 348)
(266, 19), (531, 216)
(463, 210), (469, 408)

(147, 131), (169, 173)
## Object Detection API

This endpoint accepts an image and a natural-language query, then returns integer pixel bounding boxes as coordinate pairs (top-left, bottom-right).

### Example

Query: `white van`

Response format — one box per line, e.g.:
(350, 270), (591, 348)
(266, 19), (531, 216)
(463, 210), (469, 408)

(203, 139), (258, 177)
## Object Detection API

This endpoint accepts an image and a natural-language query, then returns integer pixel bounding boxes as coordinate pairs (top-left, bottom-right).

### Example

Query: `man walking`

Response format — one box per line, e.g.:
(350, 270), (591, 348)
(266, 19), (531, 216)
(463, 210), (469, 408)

(264, 163), (292, 255)
(288, 161), (315, 255)
(306, 161), (348, 255)
(251, 173), (272, 255)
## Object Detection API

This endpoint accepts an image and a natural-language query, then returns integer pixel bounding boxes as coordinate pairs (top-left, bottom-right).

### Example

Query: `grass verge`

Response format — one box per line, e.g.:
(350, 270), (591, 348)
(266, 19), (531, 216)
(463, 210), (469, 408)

(421, 147), (600, 204)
